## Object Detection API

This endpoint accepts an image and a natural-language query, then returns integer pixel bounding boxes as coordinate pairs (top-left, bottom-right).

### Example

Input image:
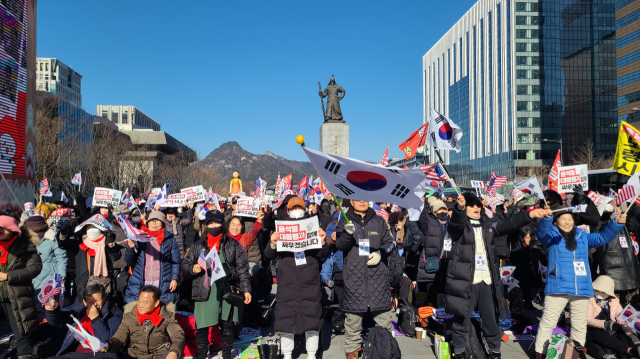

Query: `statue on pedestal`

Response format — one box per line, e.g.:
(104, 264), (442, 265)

(318, 75), (346, 123)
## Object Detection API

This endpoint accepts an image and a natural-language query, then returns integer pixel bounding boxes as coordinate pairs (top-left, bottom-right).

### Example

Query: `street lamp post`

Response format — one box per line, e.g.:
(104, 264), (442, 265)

(543, 138), (563, 165)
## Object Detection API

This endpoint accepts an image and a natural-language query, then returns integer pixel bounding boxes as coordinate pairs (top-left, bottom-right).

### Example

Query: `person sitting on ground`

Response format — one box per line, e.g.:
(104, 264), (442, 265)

(102, 285), (185, 359)
(586, 275), (640, 359)
(45, 284), (122, 358)
(124, 211), (181, 304)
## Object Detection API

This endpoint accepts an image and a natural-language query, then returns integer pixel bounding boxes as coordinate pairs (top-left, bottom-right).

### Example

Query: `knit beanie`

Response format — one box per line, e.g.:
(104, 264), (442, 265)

(35, 204), (53, 219)
(25, 215), (48, 232)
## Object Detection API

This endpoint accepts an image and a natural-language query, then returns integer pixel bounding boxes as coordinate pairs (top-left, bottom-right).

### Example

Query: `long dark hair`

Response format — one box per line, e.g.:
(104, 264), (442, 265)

(226, 216), (245, 235)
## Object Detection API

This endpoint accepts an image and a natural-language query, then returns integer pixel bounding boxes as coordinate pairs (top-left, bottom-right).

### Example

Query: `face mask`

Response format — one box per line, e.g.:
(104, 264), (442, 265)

(595, 291), (606, 300)
(206, 227), (223, 237)
(290, 209), (305, 219)
(86, 228), (102, 240)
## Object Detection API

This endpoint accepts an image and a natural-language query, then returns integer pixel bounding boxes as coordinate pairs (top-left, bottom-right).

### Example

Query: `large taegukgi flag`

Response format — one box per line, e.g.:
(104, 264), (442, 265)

(302, 147), (425, 220)
(426, 109), (463, 153)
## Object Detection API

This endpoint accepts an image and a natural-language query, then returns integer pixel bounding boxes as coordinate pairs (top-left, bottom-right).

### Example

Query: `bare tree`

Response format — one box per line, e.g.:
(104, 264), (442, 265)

(572, 139), (613, 170)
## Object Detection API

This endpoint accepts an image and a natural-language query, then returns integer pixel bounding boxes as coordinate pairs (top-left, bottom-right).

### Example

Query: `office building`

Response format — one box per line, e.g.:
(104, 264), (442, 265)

(423, 0), (617, 183)
(616, 0), (640, 123)
(36, 58), (82, 107)
(96, 105), (160, 131)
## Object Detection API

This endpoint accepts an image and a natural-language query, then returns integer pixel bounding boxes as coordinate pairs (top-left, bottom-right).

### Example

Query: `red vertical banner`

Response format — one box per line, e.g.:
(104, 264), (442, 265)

(548, 150), (562, 194)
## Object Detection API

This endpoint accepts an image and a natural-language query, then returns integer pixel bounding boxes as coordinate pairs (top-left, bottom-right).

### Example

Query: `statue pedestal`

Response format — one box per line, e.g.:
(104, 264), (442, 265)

(319, 122), (349, 157)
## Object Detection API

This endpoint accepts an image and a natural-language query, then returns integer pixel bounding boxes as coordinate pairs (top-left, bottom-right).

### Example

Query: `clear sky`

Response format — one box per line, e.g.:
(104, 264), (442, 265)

(37, 1), (477, 162)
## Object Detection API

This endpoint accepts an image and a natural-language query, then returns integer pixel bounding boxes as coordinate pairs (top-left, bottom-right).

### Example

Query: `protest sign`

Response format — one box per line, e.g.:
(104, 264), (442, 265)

(181, 185), (206, 202)
(557, 164), (588, 193)
(470, 180), (484, 188)
(49, 208), (73, 228)
(162, 193), (187, 207)
(587, 191), (615, 215)
(275, 216), (322, 252)
(236, 196), (258, 218)
(75, 214), (113, 233)
(92, 187), (123, 208)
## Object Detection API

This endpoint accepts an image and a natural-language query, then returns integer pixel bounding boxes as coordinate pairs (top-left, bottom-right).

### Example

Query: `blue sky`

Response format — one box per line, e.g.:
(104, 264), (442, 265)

(37, 1), (477, 162)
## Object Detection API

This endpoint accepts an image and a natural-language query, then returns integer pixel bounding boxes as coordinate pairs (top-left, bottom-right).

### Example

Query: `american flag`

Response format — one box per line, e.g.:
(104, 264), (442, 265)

(254, 178), (263, 199)
(40, 178), (49, 195)
(488, 188), (498, 197)
(487, 171), (507, 192)
(373, 203), (389, 220)
(197, 250), (210, 289)
(391, 204), (399, 213)
(617, 185), (640, 206)
(420, 163), (448, 182)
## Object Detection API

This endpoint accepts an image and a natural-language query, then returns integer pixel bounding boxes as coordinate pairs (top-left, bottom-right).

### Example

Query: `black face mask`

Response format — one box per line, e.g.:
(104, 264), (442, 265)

(205, 226), (223, 237)
(436, 212), (450, 224)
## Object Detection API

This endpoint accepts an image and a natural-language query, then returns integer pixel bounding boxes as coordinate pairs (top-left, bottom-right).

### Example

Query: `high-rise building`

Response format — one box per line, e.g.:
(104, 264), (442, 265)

(616, 0), (640, 123)
(36, 58), (82, 107)
(96, 105), (160, 131)
(423, 0), (617, 183)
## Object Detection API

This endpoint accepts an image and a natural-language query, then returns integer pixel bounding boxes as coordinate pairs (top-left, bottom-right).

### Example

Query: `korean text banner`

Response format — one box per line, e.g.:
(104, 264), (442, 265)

(275, 216), (322, 253)
(614, 121), (640, 176)
(92, 187), (122, 208)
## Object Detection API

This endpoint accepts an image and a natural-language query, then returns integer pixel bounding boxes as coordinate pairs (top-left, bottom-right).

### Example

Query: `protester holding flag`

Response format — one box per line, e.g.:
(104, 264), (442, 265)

(446, 192), (549, 359)
(335, 198), (395, 359)
(57, 216), (121, 304)
(163, 205), (194, 258)
(182, 211), (252, 359)
(0, 215), (43, 359)
(593, 203), (640, 305)
(265, 196), (330, 359)
(27, 215), (67, 319)
(124, 211), (181, 304)
(585, 275), (640, 358)
(533, 203), (627, 358)
(44, 284), (121, 359)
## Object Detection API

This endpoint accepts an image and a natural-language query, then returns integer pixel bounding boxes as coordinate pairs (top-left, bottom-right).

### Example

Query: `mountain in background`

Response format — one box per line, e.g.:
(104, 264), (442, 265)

(200, 141), (317, 191)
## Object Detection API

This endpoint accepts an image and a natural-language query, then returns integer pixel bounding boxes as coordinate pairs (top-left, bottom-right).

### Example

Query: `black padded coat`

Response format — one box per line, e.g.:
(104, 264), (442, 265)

(445, 204), (534, 319)
(336, 207), (394, 314)
(415, 207), (450, 283)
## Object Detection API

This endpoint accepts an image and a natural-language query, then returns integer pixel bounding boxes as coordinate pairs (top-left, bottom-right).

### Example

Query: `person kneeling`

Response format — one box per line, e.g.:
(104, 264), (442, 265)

(102, 285), (185, 359)
(45, 284), (121, 359)
(586, 275), (640, 358)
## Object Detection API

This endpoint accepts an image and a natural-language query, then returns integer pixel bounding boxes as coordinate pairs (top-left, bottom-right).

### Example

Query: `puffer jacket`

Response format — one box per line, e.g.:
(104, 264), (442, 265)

(46, 299), (122, 356)
(587, 296), (634, 335)
(124, 231), (181, 303)
(445, 204), (533, 319)
(2, 229), (42, 336)
(415, 208), (450, 283)
(182, 234), (252, 302)
(264, 213), (330, 334)
(336, 207), (394, 313)
(594, 222), (640, 292)
(165, 210), (193, 258)
(108, 301), (185, 359)
(403, 220), (425, 281)
(537, 215), (623, 297)
(32, 229), (67, 290)
(493, 211), (511, 258)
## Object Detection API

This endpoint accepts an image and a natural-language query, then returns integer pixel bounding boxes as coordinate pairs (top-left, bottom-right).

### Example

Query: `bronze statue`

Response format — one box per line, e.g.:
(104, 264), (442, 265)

(318, 75), (346, 123)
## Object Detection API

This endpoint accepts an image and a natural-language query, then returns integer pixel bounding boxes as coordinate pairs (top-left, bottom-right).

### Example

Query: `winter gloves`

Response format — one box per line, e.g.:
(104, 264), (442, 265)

(604, 320), (621, 332)
(344, 223), (355, 235)
(367, 250), (381, 266)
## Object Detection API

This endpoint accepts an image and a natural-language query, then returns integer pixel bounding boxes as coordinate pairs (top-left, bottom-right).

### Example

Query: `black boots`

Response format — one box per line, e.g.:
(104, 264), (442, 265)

(256, 344), (279, 359)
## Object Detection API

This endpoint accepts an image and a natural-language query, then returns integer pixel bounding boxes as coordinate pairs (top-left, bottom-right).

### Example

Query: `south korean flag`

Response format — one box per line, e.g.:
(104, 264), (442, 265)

(302, 147), (425, 220)
(514, 176), (545, 200)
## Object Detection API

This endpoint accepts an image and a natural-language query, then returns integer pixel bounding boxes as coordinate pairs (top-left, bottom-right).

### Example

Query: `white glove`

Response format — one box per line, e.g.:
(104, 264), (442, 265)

(367, 250), (381, 266)
(344, 223), (355, 235)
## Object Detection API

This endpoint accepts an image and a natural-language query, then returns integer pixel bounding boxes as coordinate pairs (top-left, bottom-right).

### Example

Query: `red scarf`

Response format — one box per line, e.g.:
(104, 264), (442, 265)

(0, 235), (17, 266)
(207, 233), (222, 251)
(143, 226), (165, 246)
(79, 236), (105, 257)
(102, 214), (109, 219)
(136, 305), (163, 327)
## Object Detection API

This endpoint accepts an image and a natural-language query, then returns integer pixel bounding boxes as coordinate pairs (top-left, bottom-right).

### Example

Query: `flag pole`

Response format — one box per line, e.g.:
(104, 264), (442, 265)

(434, 149), (461, 195)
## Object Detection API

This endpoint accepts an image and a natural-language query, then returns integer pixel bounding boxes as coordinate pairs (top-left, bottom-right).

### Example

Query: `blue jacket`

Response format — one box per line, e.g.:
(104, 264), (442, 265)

(32, 229), (67, 290)
(46, 300), (121, 356)
(124, 232), (181, 303)
(537, 216), (624, 297)
(320, 249), (344, 284)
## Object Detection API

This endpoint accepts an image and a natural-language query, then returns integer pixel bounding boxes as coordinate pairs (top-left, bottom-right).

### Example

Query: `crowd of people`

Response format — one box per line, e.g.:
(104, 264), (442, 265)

(0, 184), (639, 359)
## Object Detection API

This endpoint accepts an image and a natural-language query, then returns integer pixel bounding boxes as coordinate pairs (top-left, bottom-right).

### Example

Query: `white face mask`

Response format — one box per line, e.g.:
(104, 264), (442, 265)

(290, 209), (305, 219)
(86, 228), (102, 240)
(595, 291), (607, 300)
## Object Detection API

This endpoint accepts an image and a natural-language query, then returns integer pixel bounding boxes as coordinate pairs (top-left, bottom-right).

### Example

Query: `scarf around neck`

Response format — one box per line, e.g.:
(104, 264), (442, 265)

(137, 305), (163, 327)
(81, 235), (109, 277)
(0, 235), (17, 266)
(558, 227), (578, 251)
(207, 233), (222, 251)
(144, 227), (165, 246)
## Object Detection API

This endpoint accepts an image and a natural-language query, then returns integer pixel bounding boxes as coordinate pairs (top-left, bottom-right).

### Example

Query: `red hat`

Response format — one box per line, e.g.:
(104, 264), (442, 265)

(0, 216), (21, 236)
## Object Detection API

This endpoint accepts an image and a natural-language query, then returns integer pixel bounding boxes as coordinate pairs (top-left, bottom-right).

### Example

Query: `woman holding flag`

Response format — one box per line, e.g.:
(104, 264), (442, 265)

(182, 211), (251, 359)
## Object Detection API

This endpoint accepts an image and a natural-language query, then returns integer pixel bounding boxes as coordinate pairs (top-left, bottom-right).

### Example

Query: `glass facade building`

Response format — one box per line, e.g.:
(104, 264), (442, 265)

(423, 0), (618, 183)
(616, 0), (640, 124)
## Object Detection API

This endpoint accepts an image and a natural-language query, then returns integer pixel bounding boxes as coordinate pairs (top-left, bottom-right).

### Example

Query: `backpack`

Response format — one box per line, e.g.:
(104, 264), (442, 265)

(362, 325), (402, 359)
(397, 298), (419, 337)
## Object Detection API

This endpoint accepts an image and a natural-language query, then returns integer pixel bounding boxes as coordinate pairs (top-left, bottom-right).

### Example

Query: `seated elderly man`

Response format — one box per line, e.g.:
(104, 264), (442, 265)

(102, 285), (185, 359)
